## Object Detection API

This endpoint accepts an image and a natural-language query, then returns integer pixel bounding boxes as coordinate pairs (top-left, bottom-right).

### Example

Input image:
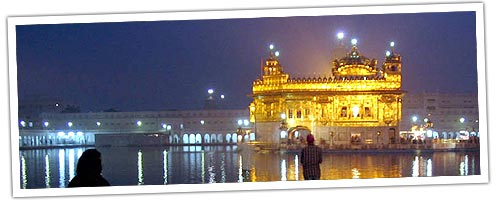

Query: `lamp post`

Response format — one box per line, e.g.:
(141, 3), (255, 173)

(237, 126), (243, 142)
(166, 124), (172, 144)
(279, 113), (288, 145)
(329, 131), (334, 147)
(384, 119), (393, 144)
(377, 131), (381, 144)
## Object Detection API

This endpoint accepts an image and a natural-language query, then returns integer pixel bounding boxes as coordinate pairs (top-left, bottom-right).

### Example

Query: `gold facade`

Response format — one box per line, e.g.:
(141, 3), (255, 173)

(249, 43), (404, 144)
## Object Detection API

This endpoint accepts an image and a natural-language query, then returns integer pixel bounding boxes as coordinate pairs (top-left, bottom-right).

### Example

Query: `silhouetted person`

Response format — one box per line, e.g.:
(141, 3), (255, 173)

(237, 137), (254, 182)
(68, 149), (110, 187)
(300, 134), (323, 180)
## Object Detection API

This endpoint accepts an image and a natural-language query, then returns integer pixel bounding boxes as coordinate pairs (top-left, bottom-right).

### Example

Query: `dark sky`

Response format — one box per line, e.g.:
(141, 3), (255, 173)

(15, 11), (477, 112)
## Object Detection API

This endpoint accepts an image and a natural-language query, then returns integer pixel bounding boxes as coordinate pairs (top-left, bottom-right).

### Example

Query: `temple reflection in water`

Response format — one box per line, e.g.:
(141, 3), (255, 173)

(19, 147), (480, 188)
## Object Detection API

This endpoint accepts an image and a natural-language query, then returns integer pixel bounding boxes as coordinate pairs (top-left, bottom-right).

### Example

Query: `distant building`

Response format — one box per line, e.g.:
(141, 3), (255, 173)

(401, 93), (480, 140)
(17, 92), (480, 147)
(19, 109), (252, 147)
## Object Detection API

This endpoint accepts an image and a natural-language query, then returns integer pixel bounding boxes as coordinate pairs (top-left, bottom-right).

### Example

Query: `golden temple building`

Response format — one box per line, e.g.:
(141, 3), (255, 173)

(249, 39), (404, 145)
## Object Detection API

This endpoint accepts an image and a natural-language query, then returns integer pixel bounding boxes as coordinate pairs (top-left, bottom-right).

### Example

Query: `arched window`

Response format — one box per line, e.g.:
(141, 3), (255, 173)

(204, 133), (211, 144)
(182, 134), (189, 144)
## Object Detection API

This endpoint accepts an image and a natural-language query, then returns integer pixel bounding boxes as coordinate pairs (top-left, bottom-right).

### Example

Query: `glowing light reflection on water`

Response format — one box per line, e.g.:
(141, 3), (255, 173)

(137, 150), (144, 185)
(45, 155), (50, 188)
(19, 147), (481, 189)
(163, 150), (168, 185)
(58, 149), (65, 188)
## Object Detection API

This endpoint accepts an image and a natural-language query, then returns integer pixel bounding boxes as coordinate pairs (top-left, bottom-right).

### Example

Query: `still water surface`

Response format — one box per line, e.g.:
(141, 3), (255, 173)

(19, 146), (480, 189)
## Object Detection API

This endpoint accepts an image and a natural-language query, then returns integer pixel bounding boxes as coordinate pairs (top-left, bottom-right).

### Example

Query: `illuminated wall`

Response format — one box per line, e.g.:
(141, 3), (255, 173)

(250, 41), (404, 144)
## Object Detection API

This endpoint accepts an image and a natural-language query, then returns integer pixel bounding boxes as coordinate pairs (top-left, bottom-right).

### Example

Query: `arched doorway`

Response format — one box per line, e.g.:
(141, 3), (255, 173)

(287, 126), (311, 144)
(388, 128), (396, 144)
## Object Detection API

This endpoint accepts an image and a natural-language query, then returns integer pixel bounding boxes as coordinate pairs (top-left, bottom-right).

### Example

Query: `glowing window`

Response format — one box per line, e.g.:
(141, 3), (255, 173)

(341, 107), (347, 117)
(352, 106), (360, 118)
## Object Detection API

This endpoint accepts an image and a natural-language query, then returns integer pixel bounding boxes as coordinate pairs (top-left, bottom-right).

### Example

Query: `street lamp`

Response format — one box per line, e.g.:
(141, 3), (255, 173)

(412, 116), (418, 123)
(166, 124), (172, 143)
(337, 32), (344, 40)
(329, 131), (335, 146)
(377, 131), (381, 144)
(351, 38), (358, 46)
(237, 126), (244, 142)
(459, 117), (466, 123)
(279, 116), (288, 145)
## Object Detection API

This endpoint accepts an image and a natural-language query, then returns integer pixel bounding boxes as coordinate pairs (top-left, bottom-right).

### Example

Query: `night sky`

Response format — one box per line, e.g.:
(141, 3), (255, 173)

(15, 11), (477, 112)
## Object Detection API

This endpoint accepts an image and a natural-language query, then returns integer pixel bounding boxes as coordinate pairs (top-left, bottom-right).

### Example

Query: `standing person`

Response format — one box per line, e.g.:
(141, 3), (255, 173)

(68, 149), (110, 187)
(300, 134), (323, 180)
(238, 136), (254, 182)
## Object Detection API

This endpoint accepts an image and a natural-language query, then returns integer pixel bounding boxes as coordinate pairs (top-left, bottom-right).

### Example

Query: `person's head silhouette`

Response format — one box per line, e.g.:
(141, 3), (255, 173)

(68, 149), (110, 187)
(76, 149), (103, 176)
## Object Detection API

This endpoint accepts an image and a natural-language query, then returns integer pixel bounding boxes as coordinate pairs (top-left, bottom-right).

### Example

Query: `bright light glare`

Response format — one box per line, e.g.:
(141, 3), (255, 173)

(220, 94), (225, 99)
(386, 51), (391, 57)
(337, 32), (344, 39)
(280, 131), (287, 139)
(275, 51), (280, 57)
(137, 121), (142, 126)
(237, 120), (243, 126)
(351, 38), (358, 46)
(460, 117), (466, 123)
(390, 41), (395, 47)
(208, 89), (214, 94)
(243, 120), (249, 126)
(412, 116), (418, 122)
(269, 44), (274, 50)
(67, 122), (73, 127)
